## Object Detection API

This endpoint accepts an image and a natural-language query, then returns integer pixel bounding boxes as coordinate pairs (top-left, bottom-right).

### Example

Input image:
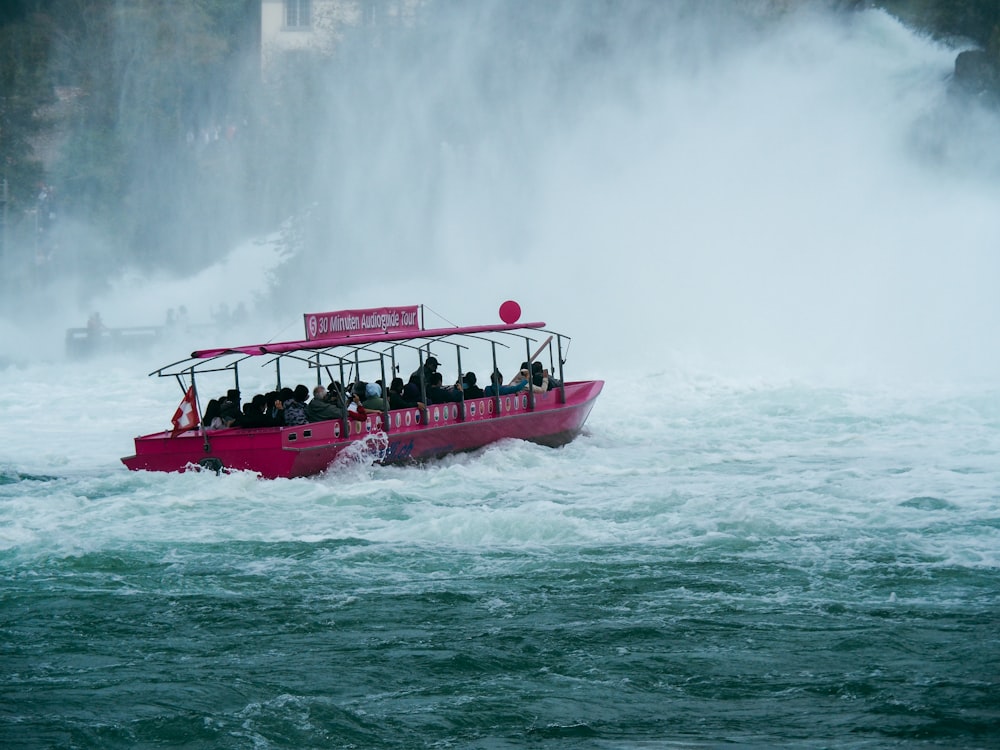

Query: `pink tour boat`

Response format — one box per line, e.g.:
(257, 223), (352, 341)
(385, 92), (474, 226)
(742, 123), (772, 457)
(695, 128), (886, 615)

(121, 303), (603, 479)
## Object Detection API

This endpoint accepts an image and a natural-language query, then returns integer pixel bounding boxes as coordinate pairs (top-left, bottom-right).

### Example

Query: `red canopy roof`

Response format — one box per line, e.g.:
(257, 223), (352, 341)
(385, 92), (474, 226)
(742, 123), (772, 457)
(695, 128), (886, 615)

(190, 321), (546, 359)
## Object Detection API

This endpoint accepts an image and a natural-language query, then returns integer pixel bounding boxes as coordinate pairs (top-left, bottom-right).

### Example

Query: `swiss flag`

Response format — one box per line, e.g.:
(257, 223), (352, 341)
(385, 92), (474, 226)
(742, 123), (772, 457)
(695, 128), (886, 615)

(171, 385), (199, 436)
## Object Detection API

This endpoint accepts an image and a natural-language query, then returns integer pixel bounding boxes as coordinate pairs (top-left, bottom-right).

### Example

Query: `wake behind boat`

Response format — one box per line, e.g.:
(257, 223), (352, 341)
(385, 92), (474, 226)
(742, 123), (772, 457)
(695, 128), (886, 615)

(121, 303), (603, 478)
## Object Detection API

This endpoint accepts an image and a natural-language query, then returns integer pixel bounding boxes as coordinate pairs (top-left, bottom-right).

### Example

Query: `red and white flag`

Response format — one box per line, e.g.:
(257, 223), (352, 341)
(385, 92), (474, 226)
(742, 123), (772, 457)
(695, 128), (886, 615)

(170, 386), (199, 436)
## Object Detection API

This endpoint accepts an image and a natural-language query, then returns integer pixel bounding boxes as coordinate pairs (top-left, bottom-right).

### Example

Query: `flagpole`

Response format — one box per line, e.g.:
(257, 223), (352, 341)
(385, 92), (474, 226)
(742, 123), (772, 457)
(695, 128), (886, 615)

(185, 370), (201, 429)
(191, 369), (211, 453)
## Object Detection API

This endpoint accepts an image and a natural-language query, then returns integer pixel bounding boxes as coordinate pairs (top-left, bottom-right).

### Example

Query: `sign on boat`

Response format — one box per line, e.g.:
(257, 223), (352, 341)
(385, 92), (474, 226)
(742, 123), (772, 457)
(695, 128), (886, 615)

(121, 303), (604, 478)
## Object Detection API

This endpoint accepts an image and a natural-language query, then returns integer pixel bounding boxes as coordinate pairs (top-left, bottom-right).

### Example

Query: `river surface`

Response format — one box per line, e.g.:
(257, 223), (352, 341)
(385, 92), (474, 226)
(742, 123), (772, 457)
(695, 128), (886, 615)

(2, 359), (997, 748)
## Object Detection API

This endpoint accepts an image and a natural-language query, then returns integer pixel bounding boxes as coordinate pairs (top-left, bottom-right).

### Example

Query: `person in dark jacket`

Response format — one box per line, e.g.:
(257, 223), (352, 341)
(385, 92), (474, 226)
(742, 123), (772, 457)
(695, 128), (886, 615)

(272, 387), (295, 426)
(239, 395), (270, 428)
(388, 377), (424, 409)
(409, 355), (439, 386)
(202, 398), (224, 429)
(402, 373), (423, 403)
(426, 372), (461, 404)
(461, 371), (484, 398)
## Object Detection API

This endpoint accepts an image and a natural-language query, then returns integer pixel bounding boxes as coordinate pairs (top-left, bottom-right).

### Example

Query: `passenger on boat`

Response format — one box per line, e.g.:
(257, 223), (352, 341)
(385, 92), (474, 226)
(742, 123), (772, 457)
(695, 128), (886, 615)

(265, 390), (283, 424)
(482, 369), (530, 397)
(362, 382), (386, 411)
(426, 372), (462, 404)
(402, 373), (423, 403)
(240, 395), (270, 428)
(271, 387), (293, 426)
(219, 388), (241, 427)
(346, 391), (368, 421)
(273, 386), (308, 426)
(306, 386), (344, 422)
(534, 361), (563, 390)
(528, 361), (561, 391)
(409, 355), (438, 386)
(284, 385), (310, 426)
(255, 394), (282, 427)
(513, 363), (549, 393)
(324, 382), (346, 406)
(461, 371), (484, 398)
(388, 377), (424, 409)
(202, 398), (226, 430)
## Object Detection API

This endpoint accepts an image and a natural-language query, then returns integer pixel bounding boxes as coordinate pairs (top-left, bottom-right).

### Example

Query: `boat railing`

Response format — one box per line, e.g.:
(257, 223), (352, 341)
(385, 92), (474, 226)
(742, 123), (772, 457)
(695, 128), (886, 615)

(143, 321), (576, 435)
(66, 325), (165, 358)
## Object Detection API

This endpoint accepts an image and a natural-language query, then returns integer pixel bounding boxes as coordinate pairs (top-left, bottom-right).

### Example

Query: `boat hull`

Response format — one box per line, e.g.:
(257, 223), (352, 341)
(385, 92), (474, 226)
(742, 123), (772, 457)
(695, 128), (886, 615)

(122, 380), (603, 479)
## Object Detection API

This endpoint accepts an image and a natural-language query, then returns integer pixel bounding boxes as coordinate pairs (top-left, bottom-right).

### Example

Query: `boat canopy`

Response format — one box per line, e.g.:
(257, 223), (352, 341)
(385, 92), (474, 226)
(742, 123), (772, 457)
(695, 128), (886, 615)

(191, 321), (546, 360)
(147, 319), (563, 382)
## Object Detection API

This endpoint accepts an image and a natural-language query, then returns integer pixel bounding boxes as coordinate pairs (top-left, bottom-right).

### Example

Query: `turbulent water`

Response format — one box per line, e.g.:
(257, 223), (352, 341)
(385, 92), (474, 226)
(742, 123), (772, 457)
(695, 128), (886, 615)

(2, 359), (998, 749)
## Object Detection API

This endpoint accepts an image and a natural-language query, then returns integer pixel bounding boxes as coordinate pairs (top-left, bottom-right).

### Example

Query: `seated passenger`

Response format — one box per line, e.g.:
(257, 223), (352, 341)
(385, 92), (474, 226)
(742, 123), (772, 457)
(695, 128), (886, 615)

(239, 395), (269, 428)
(426, 371), (461, 404)
(202, 398), (225, 430)
(325, 381), (346, 405)
(276, 385), (309, 427)
(482, 369), (529, 397)
(346, 390), (368, 421)
(511, 363), (548, 393)
(388, 377), (424, 409)
(271, 387), (292, 426)
(362, 381), (386, 411)
(306, 385), (344, 422)
(252, 393), (280, 427)
(219, 388), (242, 427)
(540, 362), (563, 389)
(530, 361), (559, 391)
(265, 389), (284, 425)
(409, 355), (439, 386)
(402, 373), (423, 403)
(287, 384), (311, 425)
(461, 371), (484, 398)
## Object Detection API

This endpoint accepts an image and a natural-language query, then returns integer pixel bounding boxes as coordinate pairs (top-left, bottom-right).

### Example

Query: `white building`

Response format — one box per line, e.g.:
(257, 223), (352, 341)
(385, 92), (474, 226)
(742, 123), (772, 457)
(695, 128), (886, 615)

(261, 0), (426, 75)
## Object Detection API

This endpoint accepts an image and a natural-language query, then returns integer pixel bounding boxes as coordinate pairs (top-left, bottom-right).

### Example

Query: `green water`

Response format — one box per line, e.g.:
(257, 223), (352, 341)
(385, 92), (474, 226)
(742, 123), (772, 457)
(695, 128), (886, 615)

(3, 538), (997, 749)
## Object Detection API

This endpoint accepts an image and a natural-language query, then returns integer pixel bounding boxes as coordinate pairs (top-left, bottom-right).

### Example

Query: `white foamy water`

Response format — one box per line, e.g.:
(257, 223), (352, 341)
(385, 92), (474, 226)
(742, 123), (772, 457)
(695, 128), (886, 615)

(2, 357), (997, 574)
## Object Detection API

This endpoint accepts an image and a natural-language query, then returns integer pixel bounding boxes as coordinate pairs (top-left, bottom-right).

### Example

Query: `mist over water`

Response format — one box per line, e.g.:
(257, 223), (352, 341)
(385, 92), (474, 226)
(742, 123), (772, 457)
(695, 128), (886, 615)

(3, 2), (998, 386)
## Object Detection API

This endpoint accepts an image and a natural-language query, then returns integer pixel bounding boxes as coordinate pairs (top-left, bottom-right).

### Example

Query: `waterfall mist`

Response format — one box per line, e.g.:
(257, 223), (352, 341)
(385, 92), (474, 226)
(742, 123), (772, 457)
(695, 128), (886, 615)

(4, 1), (999, 384)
